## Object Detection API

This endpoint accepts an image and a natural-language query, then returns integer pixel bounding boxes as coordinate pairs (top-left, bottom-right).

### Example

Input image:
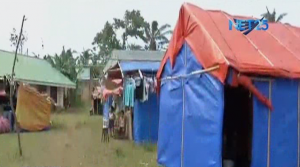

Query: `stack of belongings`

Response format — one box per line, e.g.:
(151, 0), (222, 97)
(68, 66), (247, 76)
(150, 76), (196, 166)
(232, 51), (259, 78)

(0, 116), (10, 134)
(16, 83), (54, 132)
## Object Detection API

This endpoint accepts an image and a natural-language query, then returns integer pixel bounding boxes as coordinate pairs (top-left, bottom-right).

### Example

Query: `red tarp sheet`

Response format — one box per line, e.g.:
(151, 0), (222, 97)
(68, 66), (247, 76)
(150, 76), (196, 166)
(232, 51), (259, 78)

(157, 3), (300, 82)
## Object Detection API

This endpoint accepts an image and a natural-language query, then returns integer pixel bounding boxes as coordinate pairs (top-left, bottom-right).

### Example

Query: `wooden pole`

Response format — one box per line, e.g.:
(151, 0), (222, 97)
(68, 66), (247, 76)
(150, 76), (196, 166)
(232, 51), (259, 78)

(10, 15), (26, 157)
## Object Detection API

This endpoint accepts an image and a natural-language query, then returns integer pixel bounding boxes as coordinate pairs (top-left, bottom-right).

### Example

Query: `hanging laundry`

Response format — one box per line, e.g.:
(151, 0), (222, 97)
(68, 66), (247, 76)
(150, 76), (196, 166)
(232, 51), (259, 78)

(135, 77), (143, 100)
(124, 78), (135, 107)
(148, 77), (156, 93)
(141, 78), (149, 102)
(154, 77), (157, 92)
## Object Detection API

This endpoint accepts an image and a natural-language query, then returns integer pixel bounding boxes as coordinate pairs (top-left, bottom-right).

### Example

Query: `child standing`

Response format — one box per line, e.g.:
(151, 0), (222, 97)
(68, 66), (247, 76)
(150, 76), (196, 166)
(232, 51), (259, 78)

(102, 117), (109, 142)
(109, 107), (115, 137)
(118, 110), (125, 138)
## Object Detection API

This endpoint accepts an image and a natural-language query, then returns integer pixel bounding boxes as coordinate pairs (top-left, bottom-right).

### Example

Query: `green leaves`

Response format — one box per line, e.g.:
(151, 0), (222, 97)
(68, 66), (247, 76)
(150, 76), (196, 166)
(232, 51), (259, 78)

(44, 47), (78, 82)
(141, 21), (173, 51)
(261, 6), (287, 23)
(91, 9), (173, 71)
(10, 28), (28, 54)
(114, 10), (146, 49)
(93, 21), (121, 64)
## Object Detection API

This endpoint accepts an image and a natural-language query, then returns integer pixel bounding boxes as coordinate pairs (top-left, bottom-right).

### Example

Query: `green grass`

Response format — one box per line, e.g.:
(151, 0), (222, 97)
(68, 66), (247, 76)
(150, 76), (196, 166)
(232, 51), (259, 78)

(0, 108), (158, 167)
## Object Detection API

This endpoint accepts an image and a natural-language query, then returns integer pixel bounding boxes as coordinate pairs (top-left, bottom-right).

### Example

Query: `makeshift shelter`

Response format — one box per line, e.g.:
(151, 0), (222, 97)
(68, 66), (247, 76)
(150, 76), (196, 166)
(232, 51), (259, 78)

(103, 50), (163, 143)
(157, 3), (300, 167)
(16, 84), (53, 132)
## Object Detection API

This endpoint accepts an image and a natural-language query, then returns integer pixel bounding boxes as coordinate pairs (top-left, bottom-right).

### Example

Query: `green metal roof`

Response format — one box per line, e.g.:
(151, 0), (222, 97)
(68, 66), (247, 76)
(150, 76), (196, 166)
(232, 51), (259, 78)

(103, 50), (165, 73)
(0, 50), (76, 88)
(77, 67), (90, 80)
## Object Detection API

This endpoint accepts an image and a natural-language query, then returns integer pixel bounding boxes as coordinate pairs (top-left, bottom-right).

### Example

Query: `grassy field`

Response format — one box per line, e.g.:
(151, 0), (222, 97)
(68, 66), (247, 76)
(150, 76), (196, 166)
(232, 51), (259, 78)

(0, 108), (158, 167)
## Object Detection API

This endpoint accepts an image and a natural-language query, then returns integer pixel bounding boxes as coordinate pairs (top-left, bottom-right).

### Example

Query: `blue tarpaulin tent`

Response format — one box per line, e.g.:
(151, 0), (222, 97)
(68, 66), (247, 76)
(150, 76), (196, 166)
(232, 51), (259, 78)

(157, 42), (300, 167)
(158, 42), (300, 167)
(121, 61), (160, 143)
(102, 50), (164, 143)
(156, 3), (300, 167)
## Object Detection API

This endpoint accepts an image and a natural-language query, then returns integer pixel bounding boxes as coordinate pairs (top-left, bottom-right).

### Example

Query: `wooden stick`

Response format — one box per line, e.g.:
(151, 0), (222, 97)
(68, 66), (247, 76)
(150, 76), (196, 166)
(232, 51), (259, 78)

(10, 15), (26, 157)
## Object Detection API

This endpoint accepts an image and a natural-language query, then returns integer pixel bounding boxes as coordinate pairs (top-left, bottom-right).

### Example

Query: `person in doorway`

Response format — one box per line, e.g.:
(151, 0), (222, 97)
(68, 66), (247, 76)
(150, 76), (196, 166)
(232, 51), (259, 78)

(109, 107), (115, 137)
(101, 117), (109, 142)
(118, 110), (125, 138)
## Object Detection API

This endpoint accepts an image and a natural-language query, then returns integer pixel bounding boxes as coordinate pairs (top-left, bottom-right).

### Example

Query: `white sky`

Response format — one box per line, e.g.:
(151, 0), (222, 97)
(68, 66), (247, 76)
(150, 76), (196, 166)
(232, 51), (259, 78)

(0, 0), (299, 56)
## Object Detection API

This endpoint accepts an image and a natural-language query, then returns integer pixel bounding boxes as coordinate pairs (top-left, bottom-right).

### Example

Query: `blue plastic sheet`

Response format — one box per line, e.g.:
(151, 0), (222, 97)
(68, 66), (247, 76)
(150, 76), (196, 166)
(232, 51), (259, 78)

(133, 93), (159, 143)
(158, 42), (300, 167)
(158, 43), (224, 167)
(158, 61), (184, 166)
(252, 79), (299, 167)
(270, 79), (298, 167)
(120, 61), (160, 72)
(252, 81), (270, 167)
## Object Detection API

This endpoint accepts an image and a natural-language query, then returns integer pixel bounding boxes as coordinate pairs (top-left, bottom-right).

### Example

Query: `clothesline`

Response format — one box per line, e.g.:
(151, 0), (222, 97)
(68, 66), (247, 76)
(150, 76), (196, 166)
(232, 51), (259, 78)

(159, 65), (220, 81)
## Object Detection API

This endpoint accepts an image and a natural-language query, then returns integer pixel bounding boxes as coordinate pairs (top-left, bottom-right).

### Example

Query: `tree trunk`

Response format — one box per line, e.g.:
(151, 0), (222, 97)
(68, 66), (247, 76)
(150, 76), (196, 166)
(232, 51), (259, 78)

(149, 40), (156, 51)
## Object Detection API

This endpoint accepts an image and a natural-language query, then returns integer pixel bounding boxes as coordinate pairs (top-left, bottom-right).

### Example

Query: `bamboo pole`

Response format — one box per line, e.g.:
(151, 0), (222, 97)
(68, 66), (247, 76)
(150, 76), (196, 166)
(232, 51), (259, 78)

(10, 15), (26, 157)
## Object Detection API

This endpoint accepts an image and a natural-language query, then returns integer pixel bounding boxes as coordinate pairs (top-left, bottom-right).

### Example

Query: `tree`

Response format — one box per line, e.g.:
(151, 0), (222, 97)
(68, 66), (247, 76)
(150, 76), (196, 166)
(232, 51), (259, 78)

(44, 46), (78, 82)
(92, 10), (173, 63)
(92, 21), (121, 64)
(261, 7), (287, 23)
(128, 43), (143, 50)
(113, 10), (146, 49)
(78, 49), (92, 66)
(141, 21), (172, 50)
(10, 28), (28, 54)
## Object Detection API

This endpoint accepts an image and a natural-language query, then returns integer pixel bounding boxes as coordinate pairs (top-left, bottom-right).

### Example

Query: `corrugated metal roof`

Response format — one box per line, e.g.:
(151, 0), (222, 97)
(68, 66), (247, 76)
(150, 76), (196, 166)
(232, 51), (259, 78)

(103, 50), (164, 73)
(157, 3), (300, 82)
(0, 50), (76, 88)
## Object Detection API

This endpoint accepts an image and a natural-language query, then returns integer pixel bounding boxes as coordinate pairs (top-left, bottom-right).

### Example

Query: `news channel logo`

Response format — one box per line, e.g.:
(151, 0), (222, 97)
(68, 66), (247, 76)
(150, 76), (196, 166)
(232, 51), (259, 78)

(229, 17), (269, 35)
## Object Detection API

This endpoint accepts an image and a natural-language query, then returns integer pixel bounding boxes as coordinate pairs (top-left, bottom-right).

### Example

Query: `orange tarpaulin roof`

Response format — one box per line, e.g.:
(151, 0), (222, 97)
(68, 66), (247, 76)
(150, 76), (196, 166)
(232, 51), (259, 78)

(157, 3), (300, 82)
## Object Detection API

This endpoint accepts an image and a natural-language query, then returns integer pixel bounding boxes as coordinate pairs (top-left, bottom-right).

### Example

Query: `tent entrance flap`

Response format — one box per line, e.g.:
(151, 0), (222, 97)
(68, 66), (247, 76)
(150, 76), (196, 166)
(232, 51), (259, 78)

(222, 85), (253, 167)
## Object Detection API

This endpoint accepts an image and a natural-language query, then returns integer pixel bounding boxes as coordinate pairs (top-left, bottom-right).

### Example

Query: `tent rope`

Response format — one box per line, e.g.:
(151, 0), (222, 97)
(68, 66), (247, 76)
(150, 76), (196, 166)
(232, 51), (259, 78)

(160, 65), (220, 82)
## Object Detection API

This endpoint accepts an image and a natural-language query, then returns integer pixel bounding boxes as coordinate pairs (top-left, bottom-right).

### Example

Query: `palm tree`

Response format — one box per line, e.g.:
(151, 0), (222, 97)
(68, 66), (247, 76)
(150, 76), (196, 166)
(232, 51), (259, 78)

(44, 46), (78, 82)
(78, 49), (92, 66)
(261, 7), (287, 23)
(141, 21), (172, 51)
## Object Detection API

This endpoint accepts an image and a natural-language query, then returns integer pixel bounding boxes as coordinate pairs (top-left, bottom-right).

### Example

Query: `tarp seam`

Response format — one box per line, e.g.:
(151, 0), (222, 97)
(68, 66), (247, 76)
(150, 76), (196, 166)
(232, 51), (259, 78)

(223, 14), (274, 67)
(284, 24), (300, 39)
(214, 11), (240, 62)
(266, 30), (300, 62)
(185, 4), (230, 65)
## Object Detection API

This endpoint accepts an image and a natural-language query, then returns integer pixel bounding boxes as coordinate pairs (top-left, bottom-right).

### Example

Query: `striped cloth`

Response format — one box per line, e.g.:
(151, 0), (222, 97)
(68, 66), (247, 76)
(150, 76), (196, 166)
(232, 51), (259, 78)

(0, 116), (10, 134)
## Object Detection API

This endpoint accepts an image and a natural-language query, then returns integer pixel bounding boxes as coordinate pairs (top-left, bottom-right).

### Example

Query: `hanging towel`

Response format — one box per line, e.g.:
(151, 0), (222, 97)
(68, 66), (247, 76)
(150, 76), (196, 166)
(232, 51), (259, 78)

(124, 79), (135, 107)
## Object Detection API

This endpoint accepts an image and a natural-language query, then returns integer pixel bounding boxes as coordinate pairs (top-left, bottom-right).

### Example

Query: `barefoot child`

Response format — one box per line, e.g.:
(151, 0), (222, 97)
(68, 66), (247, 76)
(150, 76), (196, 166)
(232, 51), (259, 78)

(109, 107), (115, 137)
(102, 117), (109, 142)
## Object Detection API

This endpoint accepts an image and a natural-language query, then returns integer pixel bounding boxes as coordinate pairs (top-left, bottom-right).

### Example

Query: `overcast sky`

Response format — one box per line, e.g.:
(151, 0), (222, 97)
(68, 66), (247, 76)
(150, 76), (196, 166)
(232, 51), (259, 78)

(0, 0), (299, 56)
